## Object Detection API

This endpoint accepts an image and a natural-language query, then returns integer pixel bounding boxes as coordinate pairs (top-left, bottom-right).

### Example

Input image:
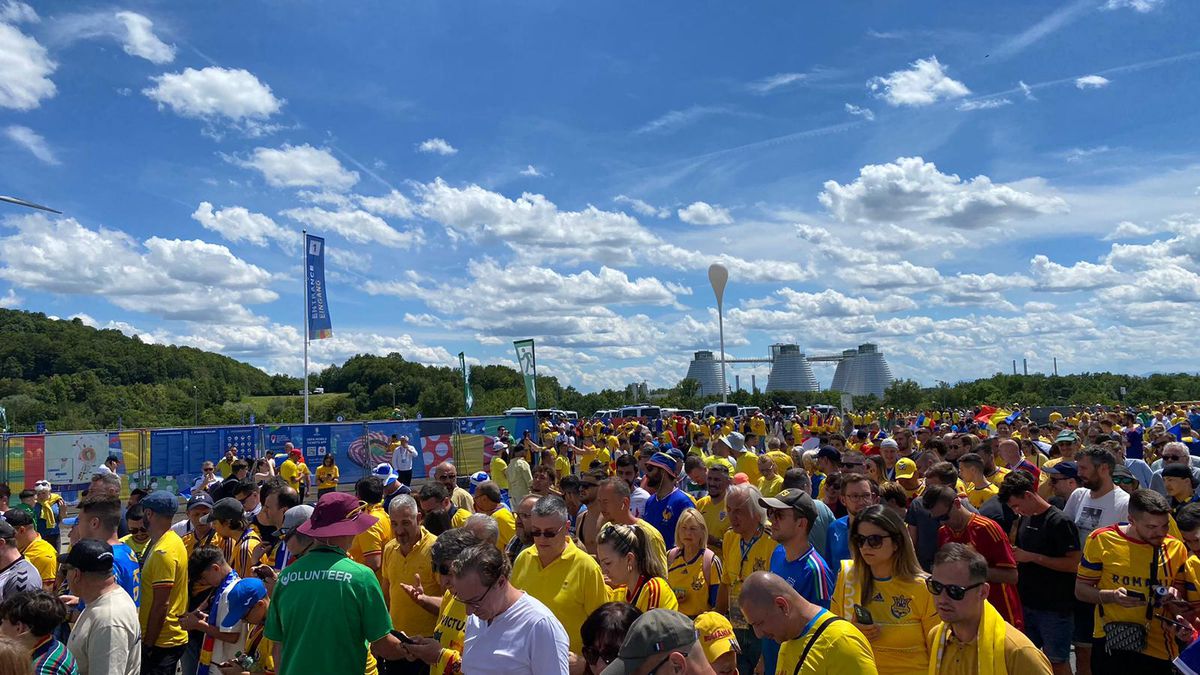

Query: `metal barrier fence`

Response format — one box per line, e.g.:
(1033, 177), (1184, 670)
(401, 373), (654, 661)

(0, 414), (537, 501)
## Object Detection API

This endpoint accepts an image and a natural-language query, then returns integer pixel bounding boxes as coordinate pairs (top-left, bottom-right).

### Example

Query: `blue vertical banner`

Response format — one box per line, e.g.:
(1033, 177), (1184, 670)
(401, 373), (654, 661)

(306, 234), (333, 340)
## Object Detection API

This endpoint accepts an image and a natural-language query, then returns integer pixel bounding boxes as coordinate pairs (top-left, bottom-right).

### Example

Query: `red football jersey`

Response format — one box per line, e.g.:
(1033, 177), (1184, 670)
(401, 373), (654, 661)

(938, 513), (1024, 630)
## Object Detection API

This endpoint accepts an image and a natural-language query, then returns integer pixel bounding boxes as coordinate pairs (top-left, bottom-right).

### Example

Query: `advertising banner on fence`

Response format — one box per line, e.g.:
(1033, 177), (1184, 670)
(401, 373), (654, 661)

(44, 432), (106, 492)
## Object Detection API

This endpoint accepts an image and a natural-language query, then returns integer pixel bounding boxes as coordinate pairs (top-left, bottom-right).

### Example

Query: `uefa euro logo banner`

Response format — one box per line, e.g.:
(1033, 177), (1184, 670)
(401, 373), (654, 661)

(306, 234), (333, 340)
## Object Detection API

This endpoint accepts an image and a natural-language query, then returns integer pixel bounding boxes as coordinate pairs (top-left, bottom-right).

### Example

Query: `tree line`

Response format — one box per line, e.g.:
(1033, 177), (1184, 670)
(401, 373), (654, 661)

(1, 309), (1197, 433)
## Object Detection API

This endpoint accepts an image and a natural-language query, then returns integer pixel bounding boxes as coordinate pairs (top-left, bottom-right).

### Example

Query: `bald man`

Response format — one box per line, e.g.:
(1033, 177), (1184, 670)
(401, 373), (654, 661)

(739, 572), (877, 674)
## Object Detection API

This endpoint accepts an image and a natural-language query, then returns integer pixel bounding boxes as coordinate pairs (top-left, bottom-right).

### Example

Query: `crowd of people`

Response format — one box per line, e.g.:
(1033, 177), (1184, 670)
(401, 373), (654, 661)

(2, 405), (1200, 674)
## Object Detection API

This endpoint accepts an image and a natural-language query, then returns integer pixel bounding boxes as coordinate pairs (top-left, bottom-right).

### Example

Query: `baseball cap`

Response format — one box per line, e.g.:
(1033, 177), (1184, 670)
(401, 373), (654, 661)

(647, 452), (678, 478)
(91, 465), (115, 478)
(0, 519), (13, 541)
(601, 609), (700, 675)
(758, 488), (816, 515)
(372, 463), (399, 487)
(298, 492), (378, 538)
(279, 505), (314, 536)
(816, 445), (841, 463)
(1111, 464), (1134, 481)
(186, 493), (215, 511)
(893, 457), (918, 480)
(1163, 464), (1194, 480)
(1046, 461), (1078, 480)
(141, 490), (179, 517)
(1055, 430), (1078, 443)
(880, 438), (900, 450)
(33, 480), (51, 492)
(219, 578), (268, 629)
(201, 497), (245, 525)
(63, 539), (115, 573)
(694, 612), (739, 665)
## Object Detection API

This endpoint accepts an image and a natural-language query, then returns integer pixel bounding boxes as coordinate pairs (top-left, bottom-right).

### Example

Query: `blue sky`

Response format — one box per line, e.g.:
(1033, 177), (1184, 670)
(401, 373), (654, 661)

(2, 0), (1199, 392)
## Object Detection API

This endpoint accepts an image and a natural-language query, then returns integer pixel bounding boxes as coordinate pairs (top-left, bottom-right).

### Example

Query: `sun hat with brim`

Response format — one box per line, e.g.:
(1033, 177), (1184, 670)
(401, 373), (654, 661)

(1055, 430), (1078, 443)
(372, 463), (399, 487)
(297, 492), (377, 538)
(219, 578), (268, 629)
(601, 609), (699, 675)
(646, 452), (678, 478)
(695, 611), (740, 664)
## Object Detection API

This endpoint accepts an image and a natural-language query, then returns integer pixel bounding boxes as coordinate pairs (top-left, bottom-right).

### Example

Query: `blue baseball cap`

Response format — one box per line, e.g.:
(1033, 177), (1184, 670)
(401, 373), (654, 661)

(219, 578), (268, 629)
(141, 491), (179, 517)
(646, 452), (679, 478)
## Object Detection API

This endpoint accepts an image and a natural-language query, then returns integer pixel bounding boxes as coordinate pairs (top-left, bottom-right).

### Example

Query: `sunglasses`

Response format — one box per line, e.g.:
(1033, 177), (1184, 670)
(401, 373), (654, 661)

(582, 645), (620, 667)
(1163, 456), (1187, 461)
(128, 526), (147, 534)
(926, 578), (984, 601)
(841, 462), (864, 469)
(852, 534), (889, 549)
(580, 482), (600, 490)
(527, 524), (566, 539)
(203, 468), (214, 472)
(1113, 477), (1136, 486)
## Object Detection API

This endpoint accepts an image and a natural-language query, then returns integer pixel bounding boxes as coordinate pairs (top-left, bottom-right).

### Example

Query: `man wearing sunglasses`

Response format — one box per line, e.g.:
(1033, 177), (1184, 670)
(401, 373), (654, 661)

(455, 543), (569, 675)
(927, 543), (1051, 674)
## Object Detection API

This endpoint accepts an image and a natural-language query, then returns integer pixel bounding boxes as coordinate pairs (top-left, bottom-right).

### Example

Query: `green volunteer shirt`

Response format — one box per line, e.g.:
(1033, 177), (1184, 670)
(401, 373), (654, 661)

(265, 545), (392, 675)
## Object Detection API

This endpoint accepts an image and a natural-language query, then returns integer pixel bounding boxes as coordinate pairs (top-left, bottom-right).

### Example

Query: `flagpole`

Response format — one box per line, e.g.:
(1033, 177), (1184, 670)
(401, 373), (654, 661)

(302, 229), (310, 425)
(531, 341), (538, 412)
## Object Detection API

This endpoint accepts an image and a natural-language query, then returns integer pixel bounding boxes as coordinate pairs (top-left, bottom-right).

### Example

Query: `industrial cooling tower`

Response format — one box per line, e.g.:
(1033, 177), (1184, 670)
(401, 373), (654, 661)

(685, 351), (728, 396)
(848, 343), (893, 399)
(765, 344), (818, 392)
(830, 349), (858, 393)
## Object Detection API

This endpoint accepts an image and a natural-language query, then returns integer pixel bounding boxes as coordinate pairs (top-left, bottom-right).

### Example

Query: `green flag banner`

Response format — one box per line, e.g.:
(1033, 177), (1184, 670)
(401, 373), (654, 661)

(513, 339), (537, 410)
(459, 352), (474, 413)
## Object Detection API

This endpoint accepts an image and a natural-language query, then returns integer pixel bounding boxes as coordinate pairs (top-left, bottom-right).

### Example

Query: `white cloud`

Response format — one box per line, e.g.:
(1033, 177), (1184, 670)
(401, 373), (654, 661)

(234, 144), (359, 191)
(0, 2), (36, 23)
(1075, 75), (1111, 89)
(417, 138), (457, 155)
(0, 213), (275, 323)
(677, 201), (733, 226)
(4, 125), (58, 165)
(847, 261), (944, 289)
(635, 105), (732, 134)
(1102, 0), (1164, 11)
(868, 56), (970, 107)
(281, 206), (424, 249)
(356, 190), (414, 218)
(0, 287), (20, 308)
(820, 156), (1069, 230)
(114, 11), (174, 64)
(191, 202), (293, 247)
(844, 103), (875, 121)
(1062, 145), (1112, 163)
(1018, 81), (1036, 100)
(0, 23), (56, 110)
(519, 164), (543, 177)
(614, 195), (669, 219)
(1102, 220), (1157, 240)
(144, 67), (283, 136)
(1030, 254), (1121, 291)
(956, 97), (1012, 111)
(415, 179), (811, 282)
(747, 72), (808, 94)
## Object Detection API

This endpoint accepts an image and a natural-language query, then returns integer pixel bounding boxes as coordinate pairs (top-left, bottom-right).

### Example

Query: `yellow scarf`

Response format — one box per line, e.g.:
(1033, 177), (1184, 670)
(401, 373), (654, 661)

(928, 600), (1008, 675)
(38, 494), (64, 530)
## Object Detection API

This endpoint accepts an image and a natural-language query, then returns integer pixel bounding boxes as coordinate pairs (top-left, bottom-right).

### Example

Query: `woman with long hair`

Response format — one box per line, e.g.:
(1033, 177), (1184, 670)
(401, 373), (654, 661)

(251, 458), (273, 484)
(315, 453), (339, 497)
(666, 507), (723, 617)
(831, 504), (938, 675)
(597, 522), (678, 612)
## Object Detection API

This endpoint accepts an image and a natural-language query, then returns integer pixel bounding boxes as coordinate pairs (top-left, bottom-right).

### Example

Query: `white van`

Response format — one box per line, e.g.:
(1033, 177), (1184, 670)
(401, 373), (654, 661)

(619, 405), (662, 420)
(702, 403), (739, 418)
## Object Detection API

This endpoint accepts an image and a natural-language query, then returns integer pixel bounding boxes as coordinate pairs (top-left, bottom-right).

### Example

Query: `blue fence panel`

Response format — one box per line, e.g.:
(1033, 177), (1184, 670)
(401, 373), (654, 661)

(150, 430), (186, 477)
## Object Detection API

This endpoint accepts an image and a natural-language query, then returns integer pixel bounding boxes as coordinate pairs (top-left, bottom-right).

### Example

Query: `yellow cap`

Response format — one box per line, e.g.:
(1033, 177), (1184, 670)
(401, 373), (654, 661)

(705, 457), (735, 474)
(695, 612), (739, 664)
(893, 457), (918, 480)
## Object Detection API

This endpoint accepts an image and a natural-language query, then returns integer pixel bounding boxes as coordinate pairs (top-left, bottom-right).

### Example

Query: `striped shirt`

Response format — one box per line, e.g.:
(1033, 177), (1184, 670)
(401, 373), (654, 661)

(32, 635), (78, 675)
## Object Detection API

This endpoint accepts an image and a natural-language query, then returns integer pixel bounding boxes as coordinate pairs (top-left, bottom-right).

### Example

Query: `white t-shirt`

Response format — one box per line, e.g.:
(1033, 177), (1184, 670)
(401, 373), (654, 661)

(67, 587), (142, 675)
(463, 591), (569, 675)
(390, 443), (417, 471)
(1063, 485), (1129, 546)
(630, 487), (650, 519)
